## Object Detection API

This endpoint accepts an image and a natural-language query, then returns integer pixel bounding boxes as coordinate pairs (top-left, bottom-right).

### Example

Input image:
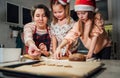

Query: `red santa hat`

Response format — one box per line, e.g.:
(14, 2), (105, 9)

(74, 0), (96, 12)
(58, 0), (70, 5)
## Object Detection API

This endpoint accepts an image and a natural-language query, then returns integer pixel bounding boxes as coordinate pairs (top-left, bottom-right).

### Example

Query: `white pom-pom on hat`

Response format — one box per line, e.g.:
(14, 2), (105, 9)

(58, 0), (70, 5)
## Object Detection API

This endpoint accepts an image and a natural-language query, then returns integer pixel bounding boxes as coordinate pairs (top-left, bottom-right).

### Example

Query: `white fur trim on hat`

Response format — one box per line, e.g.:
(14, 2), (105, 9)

(58, 0), (70, 5)
(74, 5), (95, 12)
(67, 0), (70, 3)
(58, 0), (66, 5)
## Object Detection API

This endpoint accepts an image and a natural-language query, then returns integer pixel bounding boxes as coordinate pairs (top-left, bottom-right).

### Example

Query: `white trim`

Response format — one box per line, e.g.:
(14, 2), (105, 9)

(67, 0), (70, 3)
(58, 0), (66, 5)
(74, 5), (95, 12)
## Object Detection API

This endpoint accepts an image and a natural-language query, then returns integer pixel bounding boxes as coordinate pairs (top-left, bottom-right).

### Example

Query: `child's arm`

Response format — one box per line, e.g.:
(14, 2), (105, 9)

(54, 39), (69, 59)
(87, 36), (98, 59)
(51, 35), (57, 53)
(54, 22), (80, 59)
(86, 13), (105, 59)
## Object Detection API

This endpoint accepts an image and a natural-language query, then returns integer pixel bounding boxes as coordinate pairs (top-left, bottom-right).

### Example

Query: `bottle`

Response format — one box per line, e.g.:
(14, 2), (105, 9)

(0, 44), (4, 48)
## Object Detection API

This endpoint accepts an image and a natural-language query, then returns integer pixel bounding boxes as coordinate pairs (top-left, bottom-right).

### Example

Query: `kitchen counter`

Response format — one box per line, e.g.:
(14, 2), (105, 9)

(0, 60), (120, 78)
(92, 60), (120, 78)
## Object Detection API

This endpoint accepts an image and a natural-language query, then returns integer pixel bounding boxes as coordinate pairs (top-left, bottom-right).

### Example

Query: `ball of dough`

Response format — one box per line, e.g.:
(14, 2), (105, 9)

(69, 53), (86, 61)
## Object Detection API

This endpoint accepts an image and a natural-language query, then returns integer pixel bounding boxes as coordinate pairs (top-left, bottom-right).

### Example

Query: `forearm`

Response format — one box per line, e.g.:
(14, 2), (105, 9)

(87, 37), (97, 58)
(51, 36), (57, 53)
(58, 39), (69, 49)
(24, 23), (34, 46)
(27, 40), (35, 47)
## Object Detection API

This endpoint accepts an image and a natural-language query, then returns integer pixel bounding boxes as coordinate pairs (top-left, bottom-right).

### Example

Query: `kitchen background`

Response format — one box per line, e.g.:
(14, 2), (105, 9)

(0, 0), (120, 59)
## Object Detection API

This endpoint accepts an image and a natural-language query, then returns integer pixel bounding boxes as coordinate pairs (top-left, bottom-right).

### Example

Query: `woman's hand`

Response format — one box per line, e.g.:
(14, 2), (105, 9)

(28, 44), (41, 56)
(53, 47), (63, 59)
(39, 43), (50, 57)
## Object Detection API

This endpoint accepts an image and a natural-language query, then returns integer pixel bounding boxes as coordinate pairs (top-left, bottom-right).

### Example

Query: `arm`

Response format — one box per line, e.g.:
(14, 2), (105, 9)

(54, 22), (80, 59)
(51, 35), (57, 53)
(87, 36), (98, 59)
(86, 13), (104, 59)
(24, 23), (40, 56)
(27, 40), (40, 56)
(54, 39), (69, 59)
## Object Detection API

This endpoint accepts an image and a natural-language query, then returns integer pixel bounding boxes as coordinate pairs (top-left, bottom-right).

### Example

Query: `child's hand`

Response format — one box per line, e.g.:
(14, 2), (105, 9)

(28, 44), (40, 56)
(86, 52), (93, 59)
(65, 50), (72, 57)
(53, 47), (63, 59)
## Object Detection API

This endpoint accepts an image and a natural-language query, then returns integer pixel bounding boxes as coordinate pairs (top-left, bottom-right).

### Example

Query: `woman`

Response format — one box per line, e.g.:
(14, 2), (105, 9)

(24, 4), (51, 57)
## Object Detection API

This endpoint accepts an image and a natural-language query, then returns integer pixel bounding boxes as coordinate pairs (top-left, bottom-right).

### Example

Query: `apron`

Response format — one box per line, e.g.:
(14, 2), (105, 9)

(26, 26), (51, 53)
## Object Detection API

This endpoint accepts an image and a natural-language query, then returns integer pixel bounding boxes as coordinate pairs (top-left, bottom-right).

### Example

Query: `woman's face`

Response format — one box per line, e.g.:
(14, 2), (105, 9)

(52, 4), (66, 20)
(76, 11), (88, 22)
(33, 8), (48, 28)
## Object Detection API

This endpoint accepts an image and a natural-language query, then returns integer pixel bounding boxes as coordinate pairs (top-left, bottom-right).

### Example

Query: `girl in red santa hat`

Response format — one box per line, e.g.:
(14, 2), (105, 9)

(50, 0), (80, 59)
(54, 0), (112, 60)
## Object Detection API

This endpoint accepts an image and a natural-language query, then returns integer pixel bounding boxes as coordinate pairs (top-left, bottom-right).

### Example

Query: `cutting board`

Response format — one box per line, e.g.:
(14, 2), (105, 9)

(5, 59), (102, 78)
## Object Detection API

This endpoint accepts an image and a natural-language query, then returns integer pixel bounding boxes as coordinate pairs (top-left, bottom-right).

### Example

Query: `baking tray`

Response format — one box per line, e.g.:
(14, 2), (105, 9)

(0, 60), (104, 78)
(0, 61), (58, 78)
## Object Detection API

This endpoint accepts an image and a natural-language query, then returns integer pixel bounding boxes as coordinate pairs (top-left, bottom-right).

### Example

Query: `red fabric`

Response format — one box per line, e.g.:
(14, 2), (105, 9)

(25, 26), (51, 54)
(25, 46), (29, 54)
(75, 0), (96, 8)
(61, 0), (67, 3)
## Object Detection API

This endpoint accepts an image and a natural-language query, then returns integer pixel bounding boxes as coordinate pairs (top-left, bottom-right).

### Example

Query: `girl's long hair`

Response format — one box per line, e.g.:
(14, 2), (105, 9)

(78, 11), (95, 38)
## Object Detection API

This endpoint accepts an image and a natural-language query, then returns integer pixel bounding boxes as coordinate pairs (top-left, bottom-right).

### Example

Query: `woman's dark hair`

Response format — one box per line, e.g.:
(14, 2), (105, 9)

(31, 4), (50, 19)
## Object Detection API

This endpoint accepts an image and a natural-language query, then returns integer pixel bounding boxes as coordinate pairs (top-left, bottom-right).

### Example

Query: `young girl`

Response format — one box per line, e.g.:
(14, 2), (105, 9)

(50, 0), (79, 58)
(54, 0), (112, 59)
(24, 4), (51, 57)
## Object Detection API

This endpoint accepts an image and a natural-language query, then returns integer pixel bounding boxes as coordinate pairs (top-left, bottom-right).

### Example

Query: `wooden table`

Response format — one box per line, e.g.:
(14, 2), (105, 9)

(0, 60), (120, 78)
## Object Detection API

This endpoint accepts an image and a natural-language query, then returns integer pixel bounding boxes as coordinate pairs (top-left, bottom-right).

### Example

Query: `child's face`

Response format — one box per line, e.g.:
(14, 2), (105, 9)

(52, 4), (66, 20)
(33, 8), (48, 27)
(76, 11), (88, 22)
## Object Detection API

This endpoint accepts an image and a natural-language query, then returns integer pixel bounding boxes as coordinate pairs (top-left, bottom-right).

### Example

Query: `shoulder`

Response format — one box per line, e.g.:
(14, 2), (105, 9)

(24, 22), (35, 32)
(68, 18), (75, 26)
(71, 21), (79, 30)
(50, 21), (57, 28)
(74, 21), (78, 26)
(24, 22), (35, 28)
(91, 25), (104, 37)
(70, 18), (75, 23)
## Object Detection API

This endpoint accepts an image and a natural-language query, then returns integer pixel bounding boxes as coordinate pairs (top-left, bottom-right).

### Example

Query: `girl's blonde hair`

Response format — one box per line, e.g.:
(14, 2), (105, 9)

(50, 0), (70, 25)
